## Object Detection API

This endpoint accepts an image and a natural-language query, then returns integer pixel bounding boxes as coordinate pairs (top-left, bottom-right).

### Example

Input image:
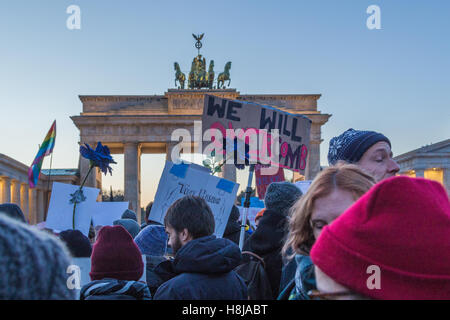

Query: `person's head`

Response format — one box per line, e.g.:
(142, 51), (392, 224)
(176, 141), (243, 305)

(283, 163), (376, 258)
(311, 176), (450, 300)
(134, 225), (168, 256)
(121, 209), (137, 222)
(90, 225), (143, 281)
(0, 203), (26, 223)
(264, 182), (303, 216)
(59, 229), (92, 258)
(164, 196), (215, 254)
(328, 128), (400, 182)
(0, 214), (74, 299)
(145, 202), (153, 224)
(255, 208), (265, 227)
(113, 218), (140, 238)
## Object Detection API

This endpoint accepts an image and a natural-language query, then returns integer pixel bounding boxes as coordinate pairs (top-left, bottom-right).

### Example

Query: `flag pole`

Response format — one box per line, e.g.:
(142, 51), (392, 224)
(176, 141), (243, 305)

(239, 164), (255, 251)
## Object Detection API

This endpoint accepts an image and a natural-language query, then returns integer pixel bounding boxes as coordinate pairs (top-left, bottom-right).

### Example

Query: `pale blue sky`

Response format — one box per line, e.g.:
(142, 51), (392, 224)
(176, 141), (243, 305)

(1, 1), (449, 206)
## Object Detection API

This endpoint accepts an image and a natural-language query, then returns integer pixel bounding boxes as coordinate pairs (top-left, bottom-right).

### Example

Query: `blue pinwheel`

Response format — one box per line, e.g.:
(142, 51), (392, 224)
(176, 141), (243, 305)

(80, 142), (116, 175)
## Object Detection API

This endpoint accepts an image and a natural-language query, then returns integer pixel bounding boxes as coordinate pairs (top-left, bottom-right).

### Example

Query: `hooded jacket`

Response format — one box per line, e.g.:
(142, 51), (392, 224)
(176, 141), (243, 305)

(243, 208), (288, 298)
(80, 279), (151, 300)
(153, 235), (247, 300)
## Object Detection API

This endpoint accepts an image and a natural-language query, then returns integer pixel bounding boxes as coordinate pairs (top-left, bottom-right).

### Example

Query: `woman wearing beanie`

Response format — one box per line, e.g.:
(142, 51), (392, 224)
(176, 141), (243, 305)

(243, 181), (303, 299)
(279, 164), (375, 300)
(310, 176), (450, 300)
(134, 225), (170, 296)
(328, 128), (400, 182)
(80, 225), (151, 300)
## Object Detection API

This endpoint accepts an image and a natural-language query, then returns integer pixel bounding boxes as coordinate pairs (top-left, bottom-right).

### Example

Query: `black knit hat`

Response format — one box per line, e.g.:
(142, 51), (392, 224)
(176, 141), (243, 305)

(59, 229), (92, 258)
(328, 128), (391, 165)
(0, 203), (26, 223)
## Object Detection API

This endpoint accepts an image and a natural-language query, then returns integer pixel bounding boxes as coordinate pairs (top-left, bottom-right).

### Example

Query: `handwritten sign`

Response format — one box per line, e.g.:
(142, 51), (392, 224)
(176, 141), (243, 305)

(148, 161), (240, 237)
(201, 95), (311, 174)
(255, 164), (286, 199)
(45, 182), (100, 236)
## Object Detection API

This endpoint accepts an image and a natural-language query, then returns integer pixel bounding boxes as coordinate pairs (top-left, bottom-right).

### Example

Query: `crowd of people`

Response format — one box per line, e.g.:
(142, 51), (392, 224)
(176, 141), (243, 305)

(0, 128), (449, 300)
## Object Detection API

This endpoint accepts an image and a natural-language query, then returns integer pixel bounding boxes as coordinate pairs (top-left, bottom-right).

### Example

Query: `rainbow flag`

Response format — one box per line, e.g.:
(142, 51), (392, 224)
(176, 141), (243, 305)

(28, 120), (56, 188)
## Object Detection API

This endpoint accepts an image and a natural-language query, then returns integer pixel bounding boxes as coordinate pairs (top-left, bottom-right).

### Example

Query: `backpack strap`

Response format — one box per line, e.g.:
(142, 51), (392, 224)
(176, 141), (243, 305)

(241, 251), (266, 269)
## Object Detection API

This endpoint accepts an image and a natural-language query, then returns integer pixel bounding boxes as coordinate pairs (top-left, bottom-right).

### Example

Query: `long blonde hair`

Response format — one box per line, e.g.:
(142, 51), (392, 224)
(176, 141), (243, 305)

(283, 163), (376, 259)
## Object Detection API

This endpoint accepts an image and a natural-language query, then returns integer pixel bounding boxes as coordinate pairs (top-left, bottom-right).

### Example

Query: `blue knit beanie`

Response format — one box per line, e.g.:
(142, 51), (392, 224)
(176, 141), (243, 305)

(113, 219), (140, 238)
(121, 209), (137, 222)
(134, 225), (168, 256)
(328, 128), (391, 165)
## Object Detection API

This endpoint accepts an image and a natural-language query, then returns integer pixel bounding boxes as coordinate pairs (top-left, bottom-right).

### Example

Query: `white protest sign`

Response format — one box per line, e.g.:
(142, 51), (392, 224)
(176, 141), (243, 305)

(149, 161), (240, 238)
(91, 202), (130, 227)
(295, 180), (312, 195)
(237, 206), (263, 229)
(46, 182), (100, 237)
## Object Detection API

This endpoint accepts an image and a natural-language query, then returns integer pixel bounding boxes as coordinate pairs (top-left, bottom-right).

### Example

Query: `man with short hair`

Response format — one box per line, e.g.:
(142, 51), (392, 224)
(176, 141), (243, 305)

(153, 196), (247, 300)
(328, 128), (400, 181)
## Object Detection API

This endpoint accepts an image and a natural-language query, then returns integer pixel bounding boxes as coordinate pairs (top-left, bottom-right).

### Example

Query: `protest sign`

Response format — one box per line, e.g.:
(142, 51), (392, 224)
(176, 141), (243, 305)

(149, 161), (240, 237)
(255, 164), (285, 199)
(201, 95), (311, 174)
(91, 202), (130, 227)
(295, 180), (312, 195)
(45, 182), (100, 236)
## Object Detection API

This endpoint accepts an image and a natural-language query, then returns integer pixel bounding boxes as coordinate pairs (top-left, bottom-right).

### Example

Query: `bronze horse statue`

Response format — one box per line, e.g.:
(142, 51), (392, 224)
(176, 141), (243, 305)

(174, 62), (186, 89)
(217, 61), (231, 89)
(207, 60), (214, 89)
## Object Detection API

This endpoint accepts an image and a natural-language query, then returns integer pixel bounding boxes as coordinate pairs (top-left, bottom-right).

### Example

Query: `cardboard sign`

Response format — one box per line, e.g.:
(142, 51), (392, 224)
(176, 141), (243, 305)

(255, 164), (285, 199)
(202, 95), (311, 173)
(295, 180), (312, 195)
(45, 182), (100, 236)
(91, 202), (130, 227)
(148, 161), (240, 237)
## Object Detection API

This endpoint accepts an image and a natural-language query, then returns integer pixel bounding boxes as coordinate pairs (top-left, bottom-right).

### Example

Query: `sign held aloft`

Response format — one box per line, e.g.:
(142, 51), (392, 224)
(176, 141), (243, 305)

(201, 95), (311, 174)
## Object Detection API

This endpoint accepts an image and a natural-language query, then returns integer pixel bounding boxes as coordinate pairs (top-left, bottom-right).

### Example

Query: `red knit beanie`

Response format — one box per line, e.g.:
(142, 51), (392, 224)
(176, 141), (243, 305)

(90, 225), (143, 281)
(311, 176), (450, 300)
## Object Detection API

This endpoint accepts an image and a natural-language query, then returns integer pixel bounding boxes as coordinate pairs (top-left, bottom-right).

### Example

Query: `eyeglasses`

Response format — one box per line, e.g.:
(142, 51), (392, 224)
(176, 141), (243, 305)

(307, 289), (353, 300)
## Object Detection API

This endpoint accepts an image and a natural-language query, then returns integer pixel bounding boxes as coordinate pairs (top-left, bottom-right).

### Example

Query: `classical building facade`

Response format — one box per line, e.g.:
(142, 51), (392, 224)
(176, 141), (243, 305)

(71, 89), (331, 214)
(394, 139), (450, 195)
(0, 154), (78, 223)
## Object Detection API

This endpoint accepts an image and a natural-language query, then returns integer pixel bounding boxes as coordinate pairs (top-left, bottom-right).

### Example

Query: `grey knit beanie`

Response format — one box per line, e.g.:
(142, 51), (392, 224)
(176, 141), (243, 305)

(264, 182), (303, 216)
(0, 214), (75, 299)
(113, 218), (141, 238)
(122, 209), (138, 222)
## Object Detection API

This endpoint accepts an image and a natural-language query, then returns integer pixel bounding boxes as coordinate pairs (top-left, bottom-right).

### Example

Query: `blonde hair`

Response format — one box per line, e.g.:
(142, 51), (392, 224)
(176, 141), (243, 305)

(283, 163), (376, 259)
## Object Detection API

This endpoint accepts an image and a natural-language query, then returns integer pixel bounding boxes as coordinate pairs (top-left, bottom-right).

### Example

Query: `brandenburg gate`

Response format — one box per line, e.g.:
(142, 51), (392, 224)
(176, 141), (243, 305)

(71, 35), (331, 214)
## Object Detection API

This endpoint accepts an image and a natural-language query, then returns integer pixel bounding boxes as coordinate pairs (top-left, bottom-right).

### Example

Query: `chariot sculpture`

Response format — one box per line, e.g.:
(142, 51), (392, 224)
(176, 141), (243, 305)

(174, 34), (231, 89)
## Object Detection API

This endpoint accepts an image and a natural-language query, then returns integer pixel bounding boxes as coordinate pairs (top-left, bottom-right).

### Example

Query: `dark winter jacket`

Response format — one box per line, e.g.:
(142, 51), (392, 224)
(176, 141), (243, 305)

(243, 208), (288, 298)
(223, 218), (250, 246)
(80, 278), (151, 300)
(145, 255), (169, 297)
(153, 235), (247, 300)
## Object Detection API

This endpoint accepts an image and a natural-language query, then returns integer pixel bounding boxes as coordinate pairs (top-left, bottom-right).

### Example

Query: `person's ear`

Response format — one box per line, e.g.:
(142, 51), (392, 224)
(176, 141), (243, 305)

(180, 228), (191, 243)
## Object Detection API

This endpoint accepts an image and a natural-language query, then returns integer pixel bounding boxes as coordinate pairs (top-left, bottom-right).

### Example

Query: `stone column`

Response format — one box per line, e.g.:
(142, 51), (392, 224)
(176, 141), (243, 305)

(305, 140), (321, 180)
(28, 188), (37, 225)
(124, 142), (141, 221)
(20, 183), (29, 222)
(11, 180), (21, 206)
(37, 189), (45, 223)
(415, 168), (425, 178)
(1, 177), (11, 203)
(443, 168), (450, 197)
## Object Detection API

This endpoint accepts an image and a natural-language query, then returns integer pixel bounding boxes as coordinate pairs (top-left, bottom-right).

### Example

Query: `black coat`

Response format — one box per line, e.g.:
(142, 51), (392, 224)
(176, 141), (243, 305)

(243, 209), (288, 298)
(223, 218), (250, 246)
(153, 235), (247, 300)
